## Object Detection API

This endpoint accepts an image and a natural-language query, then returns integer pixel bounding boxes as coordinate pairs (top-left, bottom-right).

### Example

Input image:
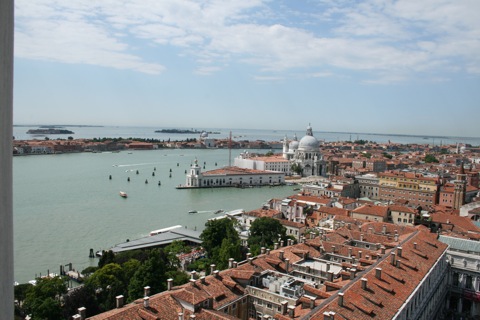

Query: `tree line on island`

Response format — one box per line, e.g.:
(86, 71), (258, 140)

(14, 217), (294, 320)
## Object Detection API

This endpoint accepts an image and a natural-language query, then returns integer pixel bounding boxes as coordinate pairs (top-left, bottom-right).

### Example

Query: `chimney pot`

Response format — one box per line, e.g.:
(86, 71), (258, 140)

(116, 295), (124, 309)
(310, 296), (315, 309)
(285, 258), (290, 273)
(288, 305), (295, 318)
(190, 271), (197, 280)
(178, 313), (184, 320)
(274, 242), (279, 250)
(397, 247), (403, 257)
(233, 261), (238, 268)
(414, 242), (417, 250)
(396, 259), (401, 268)
(390, 252), (396, 266)
(281, 240), (285, 247)
(78, 307), (86, 320)
(228, 258), (234, 268)
(279, 250), (285, 260)
(327, 271), (334, 282)
(361, 278), (368, 290)
(210, 264), (216, 274)
(358, 251), (362, 259)
(261, 247), (266, 254)
(72, 315), (81, 320)
(248, 257), (253, 265)
(143, 296), (150, 308)
(338, 292), (344, 307)
(281, 300), (288, 315)
(375, 268), (382, 280)
(200, 276), (205, 284)
(326, 262), (331, 271)
(213, 270), (219, 278)
(190, 315), (196, 319)
(266, 248), (271, 255)
(144, 286), (151, 297)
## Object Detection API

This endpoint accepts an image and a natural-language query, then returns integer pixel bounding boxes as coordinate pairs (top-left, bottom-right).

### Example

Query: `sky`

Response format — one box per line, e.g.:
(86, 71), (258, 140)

(13, 0), (480, 137)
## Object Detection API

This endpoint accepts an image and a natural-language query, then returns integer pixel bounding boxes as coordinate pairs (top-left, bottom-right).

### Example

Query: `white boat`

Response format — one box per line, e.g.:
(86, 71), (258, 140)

(188, 210), (197, 214)
(119, 191), (127, 198)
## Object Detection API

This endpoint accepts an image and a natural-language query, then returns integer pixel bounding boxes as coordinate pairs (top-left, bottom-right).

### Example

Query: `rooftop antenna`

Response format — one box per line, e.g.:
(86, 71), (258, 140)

(228, 131), (232, 167)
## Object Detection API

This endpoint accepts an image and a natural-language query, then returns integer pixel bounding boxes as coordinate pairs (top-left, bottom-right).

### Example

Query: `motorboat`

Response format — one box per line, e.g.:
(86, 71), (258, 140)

(188, 210), (197, 214)
(119, 191), (128, 198)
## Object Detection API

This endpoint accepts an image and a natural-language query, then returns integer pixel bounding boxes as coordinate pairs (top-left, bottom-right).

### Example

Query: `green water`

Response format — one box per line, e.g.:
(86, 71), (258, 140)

(13, 148), (296, 283)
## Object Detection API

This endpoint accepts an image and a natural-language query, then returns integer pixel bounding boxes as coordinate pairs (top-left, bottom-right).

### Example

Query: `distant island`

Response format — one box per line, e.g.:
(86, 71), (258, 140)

(155, 129), (220, 134)
(27, 128), (74, 135)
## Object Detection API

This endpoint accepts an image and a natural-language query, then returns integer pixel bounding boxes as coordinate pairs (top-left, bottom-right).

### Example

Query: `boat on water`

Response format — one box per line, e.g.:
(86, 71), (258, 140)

(119, 191), (128, 198)
(188, 210), (197, 214)
(214, 209), (224, 214)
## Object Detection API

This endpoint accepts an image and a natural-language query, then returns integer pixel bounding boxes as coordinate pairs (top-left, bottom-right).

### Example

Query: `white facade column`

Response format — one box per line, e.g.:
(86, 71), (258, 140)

(0, 0), (14, 318)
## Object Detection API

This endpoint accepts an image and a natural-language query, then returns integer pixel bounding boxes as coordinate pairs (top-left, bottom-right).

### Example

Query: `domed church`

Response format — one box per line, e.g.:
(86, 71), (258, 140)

(283, 124), (326, 177)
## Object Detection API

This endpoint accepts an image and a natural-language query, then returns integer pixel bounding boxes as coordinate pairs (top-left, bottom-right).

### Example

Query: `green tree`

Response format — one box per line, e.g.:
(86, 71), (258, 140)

(200, 219), (241, 268)
(217, 237), (242, 270)
(424, 154), (439, 163)
(248, 217), (287, 256)
(84, 263), (125, 312)
(24, 277), (67, 320)
(291, 163), (303, 175)
(127, 249), (169, 301)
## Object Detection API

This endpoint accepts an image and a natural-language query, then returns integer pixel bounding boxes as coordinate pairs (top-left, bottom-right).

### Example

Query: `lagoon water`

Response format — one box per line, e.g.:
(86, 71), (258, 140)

(14, 147), (297, 284)
(13, 126), (480, 284)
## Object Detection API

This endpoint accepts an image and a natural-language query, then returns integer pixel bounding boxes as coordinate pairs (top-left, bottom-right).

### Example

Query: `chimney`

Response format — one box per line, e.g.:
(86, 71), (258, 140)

(248, 258), (253, 265)
(310, 296), (315, 309)
(279, 250), (285, 260)
(396, 259), (401, 268)
(266, 248), (271, 255)
(327, 271), (334, 282)
(213, 270), (219, 278)
(303, 251), (309, 260)
(246, 252), (252, 260)
(200, 276), (206, 284)
(143, 296), (150, 308)
(167, 278), (173, 290)
(414, 242), (417, 250)
(77, 307), (86, 320)
(390, 252), (396, 266)
(261, 247), (266, 254)
(361, 278), (368, 290)
(288, 305), (295, 318)
(285, 258), (290, 273)
(281, 240), (285, 247)
(397, 247), (403, 257)
(190, 315), (196, 319)
(190, 271), (197, 280)
(331, 245), (336, 253)
(281, 300), (288, 315)
(360, 233), (364, 241)
(178, 313), (184, 320)
(348, 247), (352, 257)
(274, 242), (279, 250)
(326, 262), (331, 271)
(324, 311), (336, 320)
(144, 286), (151, 297)
(358, 251), (362, 259)
(375, 268), (382, 280)
(233, 261), (238, 268)
(228, 258), (234, 268)
(72, 315), (81, 320)
(350, 268), (356, 280)
(116, 295), (124, 308)
(394, 232), (399, 242)
(210, 264), (216, 274)
(382, 224), (387, 235)
(368, 227), (373, 234)
(381, 246), (386, 254)
(338, 292), (344, 307)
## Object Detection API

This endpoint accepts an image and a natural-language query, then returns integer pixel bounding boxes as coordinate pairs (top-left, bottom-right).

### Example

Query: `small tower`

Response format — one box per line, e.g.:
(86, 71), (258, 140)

(186, 159), (202, 187)
(283, 134), (289, 155)
(453, 162), (467, 210)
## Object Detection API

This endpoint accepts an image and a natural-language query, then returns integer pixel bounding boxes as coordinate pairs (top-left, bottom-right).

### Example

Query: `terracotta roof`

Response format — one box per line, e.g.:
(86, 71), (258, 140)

(352, 204), (390, 217)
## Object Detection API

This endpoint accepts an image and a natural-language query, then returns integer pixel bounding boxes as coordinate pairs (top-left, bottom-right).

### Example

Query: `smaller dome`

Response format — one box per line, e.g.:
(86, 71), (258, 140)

(200, 131), (209, 138)
(289, 140), (299, 151)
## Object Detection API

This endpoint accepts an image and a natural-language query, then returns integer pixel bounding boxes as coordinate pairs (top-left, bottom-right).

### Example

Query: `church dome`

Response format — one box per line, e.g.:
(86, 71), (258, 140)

(289, 140), (299, 151)
(200, 131), (209, 138)
(298, 135), (319, 151)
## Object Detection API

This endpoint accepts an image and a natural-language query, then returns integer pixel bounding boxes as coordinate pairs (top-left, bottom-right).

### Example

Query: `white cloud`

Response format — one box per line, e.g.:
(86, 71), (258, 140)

(14, 0), (480, 80)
